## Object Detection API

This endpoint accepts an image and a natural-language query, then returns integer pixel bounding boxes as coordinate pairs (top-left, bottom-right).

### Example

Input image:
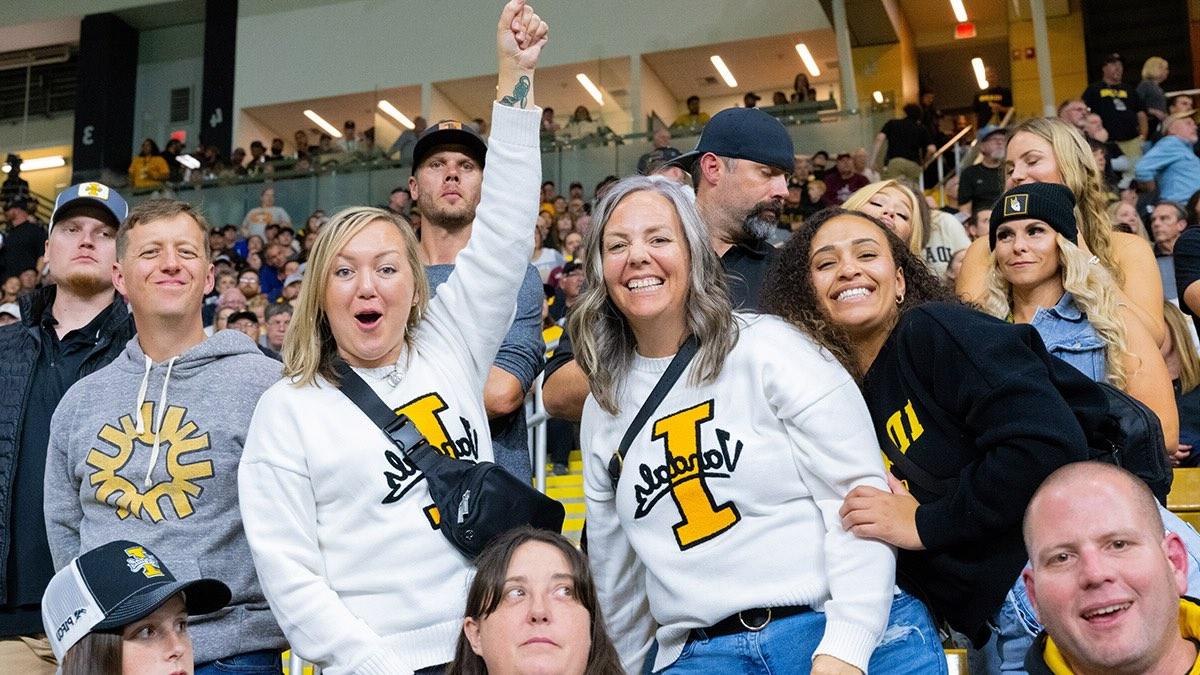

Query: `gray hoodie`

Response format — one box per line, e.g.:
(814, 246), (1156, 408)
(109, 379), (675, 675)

(44, 329), (285, 663)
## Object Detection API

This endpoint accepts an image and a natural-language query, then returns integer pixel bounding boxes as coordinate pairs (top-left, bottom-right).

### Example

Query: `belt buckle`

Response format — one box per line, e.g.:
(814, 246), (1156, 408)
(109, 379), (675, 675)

(739, 607), (772, 632)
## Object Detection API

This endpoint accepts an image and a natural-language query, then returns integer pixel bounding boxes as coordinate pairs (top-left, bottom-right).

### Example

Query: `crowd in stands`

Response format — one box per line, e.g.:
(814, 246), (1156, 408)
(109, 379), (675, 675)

(9, 3), (1200, 674)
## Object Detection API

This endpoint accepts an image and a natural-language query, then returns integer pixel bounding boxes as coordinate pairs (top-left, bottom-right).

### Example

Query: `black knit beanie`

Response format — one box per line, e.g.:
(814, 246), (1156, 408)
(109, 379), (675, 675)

(988, 182), (1078, 250)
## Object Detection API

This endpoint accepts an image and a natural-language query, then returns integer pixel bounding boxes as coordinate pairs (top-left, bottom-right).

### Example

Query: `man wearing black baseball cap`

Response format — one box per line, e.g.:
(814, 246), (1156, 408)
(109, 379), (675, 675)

(1083, 53), (1148, 168)
(42, 539), (230, 668)
(665, 106), (794, 306)
(409, 117), (545, 483)
(0, 182), (134, 671)
(544, 107), (794, 423)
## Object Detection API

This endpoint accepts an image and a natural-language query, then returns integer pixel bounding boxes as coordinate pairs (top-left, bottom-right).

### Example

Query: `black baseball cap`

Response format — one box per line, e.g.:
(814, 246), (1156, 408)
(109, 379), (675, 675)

(1103, 53), (1124, 64)
(637, 146), (683, 175)
(412, 120), (487, 175)
(227, 310), (260, 325)
(42, 540), (230, 660)
(666, 107), (795, 174)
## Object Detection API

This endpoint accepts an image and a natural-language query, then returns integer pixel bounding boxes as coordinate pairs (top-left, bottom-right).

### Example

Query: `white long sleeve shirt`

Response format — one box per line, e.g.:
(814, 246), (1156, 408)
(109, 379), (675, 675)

(238, 103), (541, 675)
(582, 314), (896, 673)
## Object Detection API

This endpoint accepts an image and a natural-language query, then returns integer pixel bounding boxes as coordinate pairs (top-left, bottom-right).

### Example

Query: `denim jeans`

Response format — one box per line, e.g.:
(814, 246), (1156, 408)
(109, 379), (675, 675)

(987, 577), (1041, 673)
(195, 649), (283, 674)
(658, 590), (947, 674)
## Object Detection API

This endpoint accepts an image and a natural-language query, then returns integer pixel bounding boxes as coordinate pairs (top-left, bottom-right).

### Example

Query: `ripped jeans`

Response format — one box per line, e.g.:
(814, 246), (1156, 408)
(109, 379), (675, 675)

(657, 590), (947, 674)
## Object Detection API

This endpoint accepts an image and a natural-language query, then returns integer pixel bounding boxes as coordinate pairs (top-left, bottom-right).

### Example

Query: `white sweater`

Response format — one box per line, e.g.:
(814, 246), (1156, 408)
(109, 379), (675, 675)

(238, 103), (541, 675)
(582, 314), (896, 673)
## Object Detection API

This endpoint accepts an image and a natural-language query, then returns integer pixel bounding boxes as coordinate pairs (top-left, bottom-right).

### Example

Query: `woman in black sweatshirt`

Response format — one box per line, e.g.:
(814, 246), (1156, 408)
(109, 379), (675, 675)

(762, 208), (1104, 671)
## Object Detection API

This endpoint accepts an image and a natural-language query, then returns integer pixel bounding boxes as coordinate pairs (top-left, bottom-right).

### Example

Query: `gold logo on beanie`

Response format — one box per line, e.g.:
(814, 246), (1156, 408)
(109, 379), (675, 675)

(1004, 194), (1028, 216)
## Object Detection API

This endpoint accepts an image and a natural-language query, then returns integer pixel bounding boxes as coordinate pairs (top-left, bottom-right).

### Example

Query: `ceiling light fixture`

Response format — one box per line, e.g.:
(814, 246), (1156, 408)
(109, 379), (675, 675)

(1, 155), (66, 173)
(971, 57), (989, 90)
(950, 0), (969, 22)
(303, 109), (343, 138)
(575, 73), (604, 105)
(377, 100), (415, 129)
(795, 43), (821, 77)
(710, 55), (738, 88)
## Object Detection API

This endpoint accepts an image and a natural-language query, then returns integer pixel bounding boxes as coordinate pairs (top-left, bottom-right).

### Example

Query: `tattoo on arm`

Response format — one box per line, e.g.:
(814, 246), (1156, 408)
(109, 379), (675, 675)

(499, 76), (531, 109)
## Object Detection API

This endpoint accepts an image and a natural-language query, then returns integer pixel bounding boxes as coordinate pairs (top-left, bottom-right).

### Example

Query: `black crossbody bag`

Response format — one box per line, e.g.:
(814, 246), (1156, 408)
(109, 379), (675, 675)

(335, 361), (565, 559)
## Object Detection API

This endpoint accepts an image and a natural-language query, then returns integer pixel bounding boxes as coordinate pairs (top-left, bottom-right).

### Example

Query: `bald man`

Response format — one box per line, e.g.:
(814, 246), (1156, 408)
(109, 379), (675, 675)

(1021, 462), (1200, 674)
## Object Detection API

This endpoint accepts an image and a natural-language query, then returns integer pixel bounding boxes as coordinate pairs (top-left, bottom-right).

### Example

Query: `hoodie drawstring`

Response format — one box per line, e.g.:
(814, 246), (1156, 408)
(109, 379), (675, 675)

(142, 356), (177, 488)
(133, 355), (152, 434)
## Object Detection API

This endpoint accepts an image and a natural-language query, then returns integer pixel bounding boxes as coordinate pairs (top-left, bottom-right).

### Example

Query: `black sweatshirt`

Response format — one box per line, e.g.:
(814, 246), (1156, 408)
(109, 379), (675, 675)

(862, 303), (1098, 643)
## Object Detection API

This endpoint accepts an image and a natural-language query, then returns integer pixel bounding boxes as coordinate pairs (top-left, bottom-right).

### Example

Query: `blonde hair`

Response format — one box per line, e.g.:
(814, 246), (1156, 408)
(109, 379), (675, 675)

(1164, 301), (1200, 394)
(1006, 117), (1122, 285)
(982, 233), (1130, 388)
(1142, 56), (1169, 81)
(283, 207), (428, 387)
(1106, 200), (1149, 241)
(842, 180), (926, 255)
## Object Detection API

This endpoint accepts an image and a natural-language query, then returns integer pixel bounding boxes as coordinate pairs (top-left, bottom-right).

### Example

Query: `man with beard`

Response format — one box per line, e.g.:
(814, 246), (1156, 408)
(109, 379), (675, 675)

(0, 183), (134, 671)
(543, 107), (793, 421)
(409, 120), (544, 481)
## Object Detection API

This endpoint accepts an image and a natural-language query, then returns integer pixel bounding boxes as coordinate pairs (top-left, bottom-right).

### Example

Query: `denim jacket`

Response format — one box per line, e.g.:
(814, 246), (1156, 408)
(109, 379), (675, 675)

(1028, 292), (1106, 382)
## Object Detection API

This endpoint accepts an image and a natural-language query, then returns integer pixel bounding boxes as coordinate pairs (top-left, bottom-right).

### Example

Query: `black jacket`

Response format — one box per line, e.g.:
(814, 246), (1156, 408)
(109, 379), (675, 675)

(0, 286), (133, 603)
(862, 303), (1097, 643)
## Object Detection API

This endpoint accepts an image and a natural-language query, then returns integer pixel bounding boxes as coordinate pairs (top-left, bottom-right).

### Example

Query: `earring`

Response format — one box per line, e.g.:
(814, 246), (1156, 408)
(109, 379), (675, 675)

(896, 294), (904, 305)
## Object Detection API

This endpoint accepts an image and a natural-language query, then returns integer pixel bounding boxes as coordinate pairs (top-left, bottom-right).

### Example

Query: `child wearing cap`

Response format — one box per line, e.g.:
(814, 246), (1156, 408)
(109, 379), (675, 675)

(43, 540), (230, 675)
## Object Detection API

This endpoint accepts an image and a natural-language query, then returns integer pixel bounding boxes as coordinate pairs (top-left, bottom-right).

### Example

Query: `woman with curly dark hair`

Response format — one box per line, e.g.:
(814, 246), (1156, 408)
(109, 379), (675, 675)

(446, 527), (622, 675)
(762, 207), (1107, 671)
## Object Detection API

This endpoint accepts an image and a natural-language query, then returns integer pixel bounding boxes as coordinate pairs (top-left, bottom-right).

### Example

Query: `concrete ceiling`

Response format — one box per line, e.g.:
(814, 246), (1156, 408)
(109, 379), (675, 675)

(900, 0), (1010, 48)
(643, 29), (841, 100)
(436, 57), (633, 124)
(241, 85), (421, 144)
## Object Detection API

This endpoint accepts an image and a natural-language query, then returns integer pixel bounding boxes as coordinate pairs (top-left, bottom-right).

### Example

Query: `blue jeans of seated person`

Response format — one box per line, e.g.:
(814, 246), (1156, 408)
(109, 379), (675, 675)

(195, 650), (283, 674)
(654, 590), (947, 674)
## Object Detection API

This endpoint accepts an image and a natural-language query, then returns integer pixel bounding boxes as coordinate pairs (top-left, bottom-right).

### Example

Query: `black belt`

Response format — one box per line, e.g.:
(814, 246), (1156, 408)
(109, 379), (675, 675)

(697, 605), (811, 639)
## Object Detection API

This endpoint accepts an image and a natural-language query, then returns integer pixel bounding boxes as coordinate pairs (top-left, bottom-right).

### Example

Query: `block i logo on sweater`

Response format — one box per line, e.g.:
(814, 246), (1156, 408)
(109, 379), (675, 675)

(85, 402), (215, 522)
(632, 400), (743, 551)
(380, 392), (481, 530)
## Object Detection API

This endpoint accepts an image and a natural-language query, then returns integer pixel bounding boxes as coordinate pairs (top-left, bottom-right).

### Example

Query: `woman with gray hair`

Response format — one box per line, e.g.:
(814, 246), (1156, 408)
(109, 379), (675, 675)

(570, 176), (945, 675)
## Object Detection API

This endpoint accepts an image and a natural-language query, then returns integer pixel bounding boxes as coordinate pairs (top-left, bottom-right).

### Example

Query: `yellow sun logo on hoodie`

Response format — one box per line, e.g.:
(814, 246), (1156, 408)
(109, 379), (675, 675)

(86, 402), (215, 522)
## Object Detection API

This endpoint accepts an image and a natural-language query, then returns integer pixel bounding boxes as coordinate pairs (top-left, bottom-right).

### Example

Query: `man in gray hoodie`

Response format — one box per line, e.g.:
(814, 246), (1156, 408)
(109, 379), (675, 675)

(44, 199), (286, 672)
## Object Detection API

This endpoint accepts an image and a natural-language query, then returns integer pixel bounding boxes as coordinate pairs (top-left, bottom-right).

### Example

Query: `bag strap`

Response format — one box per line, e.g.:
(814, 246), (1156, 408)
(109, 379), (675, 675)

(334, 360), (437, 474)
(878, 443), (947, 497)
(608, 335), (699, 488)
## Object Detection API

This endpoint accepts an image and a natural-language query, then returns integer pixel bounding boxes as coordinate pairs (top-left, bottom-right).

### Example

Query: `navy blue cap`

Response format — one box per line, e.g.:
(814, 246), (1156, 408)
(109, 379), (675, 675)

(42, 540), (230, 660)
(412, 120), (487, 175)
(51, 182), (129, 232)
(666, 107), (795, 174)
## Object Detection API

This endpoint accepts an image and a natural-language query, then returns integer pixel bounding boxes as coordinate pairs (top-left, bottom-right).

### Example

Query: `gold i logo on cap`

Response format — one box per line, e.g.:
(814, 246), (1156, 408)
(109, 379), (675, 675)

(124, 546), (164, 578)
(1005, 194), (1028, 216)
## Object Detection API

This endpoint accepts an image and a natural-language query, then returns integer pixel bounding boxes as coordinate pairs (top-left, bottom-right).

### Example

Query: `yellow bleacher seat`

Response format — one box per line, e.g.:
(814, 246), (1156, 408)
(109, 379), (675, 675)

(1170, 468), (1200, 530)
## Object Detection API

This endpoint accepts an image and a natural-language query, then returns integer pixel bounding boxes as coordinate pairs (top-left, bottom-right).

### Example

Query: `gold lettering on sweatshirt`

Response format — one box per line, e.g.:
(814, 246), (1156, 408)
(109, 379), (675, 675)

(86, 402), (214, 522)
(637, 400), (741, 550)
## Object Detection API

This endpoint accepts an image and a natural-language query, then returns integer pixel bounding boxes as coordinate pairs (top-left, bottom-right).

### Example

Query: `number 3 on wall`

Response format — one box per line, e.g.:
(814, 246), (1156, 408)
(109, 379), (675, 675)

(81, 125), (94, 146)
